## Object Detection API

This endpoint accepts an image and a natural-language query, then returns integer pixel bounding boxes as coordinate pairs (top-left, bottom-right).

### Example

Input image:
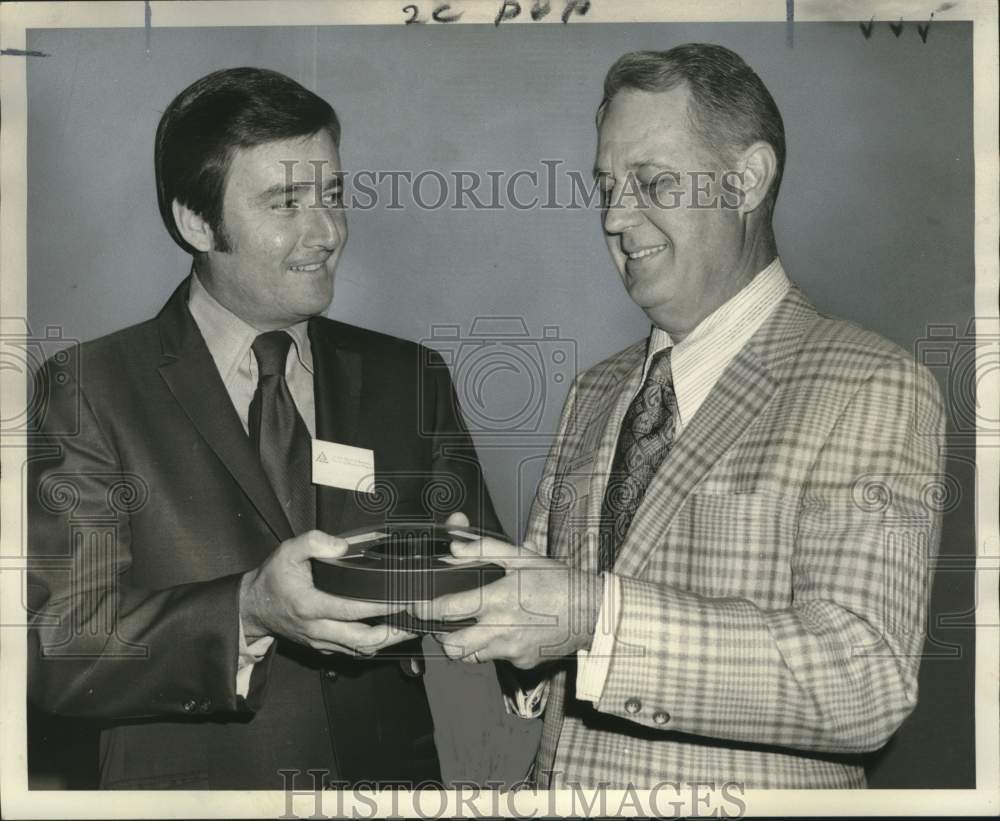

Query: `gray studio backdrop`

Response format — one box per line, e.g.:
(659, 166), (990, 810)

(25, 22), (974, 788)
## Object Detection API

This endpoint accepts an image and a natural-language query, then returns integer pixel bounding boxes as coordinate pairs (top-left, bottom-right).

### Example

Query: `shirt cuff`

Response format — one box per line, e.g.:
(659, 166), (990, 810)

(575, 572), (621, 704)
(236, 619), (274, 698)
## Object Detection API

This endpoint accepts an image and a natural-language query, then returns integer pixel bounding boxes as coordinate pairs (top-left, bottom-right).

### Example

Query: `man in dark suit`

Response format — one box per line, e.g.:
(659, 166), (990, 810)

(27, 67), (499, 790)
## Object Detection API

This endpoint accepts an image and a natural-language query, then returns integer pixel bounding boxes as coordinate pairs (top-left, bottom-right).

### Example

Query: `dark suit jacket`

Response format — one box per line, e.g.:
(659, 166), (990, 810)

(27, 277), (501, 789)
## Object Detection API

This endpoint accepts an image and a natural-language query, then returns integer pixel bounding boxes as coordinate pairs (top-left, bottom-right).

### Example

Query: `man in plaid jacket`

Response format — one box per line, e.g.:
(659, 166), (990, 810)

(415, 44), (946, 789)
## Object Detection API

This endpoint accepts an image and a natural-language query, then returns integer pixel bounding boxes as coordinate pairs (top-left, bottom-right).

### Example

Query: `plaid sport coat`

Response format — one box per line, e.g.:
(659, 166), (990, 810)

(526, 286), (946, 789)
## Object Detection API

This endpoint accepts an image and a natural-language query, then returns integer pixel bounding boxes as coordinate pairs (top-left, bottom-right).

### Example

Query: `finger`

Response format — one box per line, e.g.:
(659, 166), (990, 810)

(310, 619), (412, 652)
(456, 622), (506, 652)
(309, 639), (361, 656)
(436, 632), (482, 661)
(357, 626), (418, 654)
(438, 623), (504, 661)
(337, 596), (407, 620)
(408, 589), (484, 622)
(449, 536), (546, 569)
(444, 511), (470, 528)
(300, 588), (402, 621)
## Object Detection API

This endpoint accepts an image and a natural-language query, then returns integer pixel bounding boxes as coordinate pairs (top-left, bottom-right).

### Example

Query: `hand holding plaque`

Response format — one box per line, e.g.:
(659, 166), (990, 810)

(310, 519), (506, 633)
(408, 520), (605, 669)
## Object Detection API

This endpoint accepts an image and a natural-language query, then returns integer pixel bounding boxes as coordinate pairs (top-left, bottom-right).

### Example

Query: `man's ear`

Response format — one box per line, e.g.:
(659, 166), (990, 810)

(172, 200), (215, 253)
(734, 141), (778, 214)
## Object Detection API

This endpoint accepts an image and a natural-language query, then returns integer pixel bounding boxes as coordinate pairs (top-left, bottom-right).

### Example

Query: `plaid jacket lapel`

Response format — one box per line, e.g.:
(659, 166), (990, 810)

(546, 344), (646, 569)
(609, 287), (819, 579)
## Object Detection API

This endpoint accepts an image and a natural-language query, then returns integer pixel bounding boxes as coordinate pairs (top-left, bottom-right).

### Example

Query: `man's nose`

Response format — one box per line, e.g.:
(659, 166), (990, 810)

(303, 206), (343, 250)
(603, 182), (643, 235)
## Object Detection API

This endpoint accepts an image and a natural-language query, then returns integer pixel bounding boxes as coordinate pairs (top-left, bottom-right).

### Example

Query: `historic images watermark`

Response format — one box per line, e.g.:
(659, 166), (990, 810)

(0, 317), (79, 439)
(276, 158), (748, 213)
(418, 317), (577, 440)
(277, 770), (748, 819)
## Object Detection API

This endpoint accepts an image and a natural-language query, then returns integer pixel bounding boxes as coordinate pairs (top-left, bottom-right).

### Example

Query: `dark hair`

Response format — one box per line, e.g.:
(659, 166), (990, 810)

(155, 67), (341, 254)
(599, 44), (786, 210)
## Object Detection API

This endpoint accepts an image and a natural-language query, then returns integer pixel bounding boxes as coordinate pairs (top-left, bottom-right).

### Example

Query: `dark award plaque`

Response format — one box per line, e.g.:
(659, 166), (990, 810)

(311, 522), (506, 633)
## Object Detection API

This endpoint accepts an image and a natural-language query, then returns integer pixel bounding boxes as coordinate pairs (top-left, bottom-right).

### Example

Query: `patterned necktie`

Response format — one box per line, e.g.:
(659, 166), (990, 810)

(248, 331), (316, 535)
(598, 348), (676, 571)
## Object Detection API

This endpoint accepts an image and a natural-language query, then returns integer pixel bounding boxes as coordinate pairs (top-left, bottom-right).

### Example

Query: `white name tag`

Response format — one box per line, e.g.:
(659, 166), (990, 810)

(311, 439), (376, 494)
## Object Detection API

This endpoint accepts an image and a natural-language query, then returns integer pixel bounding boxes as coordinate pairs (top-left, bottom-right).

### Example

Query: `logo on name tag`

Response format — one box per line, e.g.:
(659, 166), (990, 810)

(311, 439), (376, 494)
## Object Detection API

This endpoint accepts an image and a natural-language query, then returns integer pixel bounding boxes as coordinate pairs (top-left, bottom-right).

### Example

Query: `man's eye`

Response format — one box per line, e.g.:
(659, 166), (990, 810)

(321, 190), (343, 207)
(650, 172), (681, 190)
(272, 199), (299, 211)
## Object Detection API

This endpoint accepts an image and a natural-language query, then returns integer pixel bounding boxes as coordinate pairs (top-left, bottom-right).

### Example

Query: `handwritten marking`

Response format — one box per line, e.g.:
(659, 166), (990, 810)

(495, 0), (520, 25)
(1, 48), (50, 57)
(532, 0), (552, 20)
(493, 0), (588, 26)
(858, 12), (936, 42)
(917, 12), (934, 43)
(403, 4), (423, 23)
(560, 0), (589, 24)
(432, 3), (463, 21)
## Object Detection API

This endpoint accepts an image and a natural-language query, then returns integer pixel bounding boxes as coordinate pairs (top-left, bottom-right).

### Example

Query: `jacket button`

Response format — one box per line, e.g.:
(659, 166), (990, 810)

(323, 669), (338, 680)
(624, 697), (641, 714)
(653, 710), (670, 725)
(198, 698), (212, 713)
(182, 699), (197, 713)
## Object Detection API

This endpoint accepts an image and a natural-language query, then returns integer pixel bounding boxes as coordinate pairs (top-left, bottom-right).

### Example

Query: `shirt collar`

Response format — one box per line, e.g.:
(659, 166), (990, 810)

(187, 270), (314, 382)
(642, 257), (790, 428)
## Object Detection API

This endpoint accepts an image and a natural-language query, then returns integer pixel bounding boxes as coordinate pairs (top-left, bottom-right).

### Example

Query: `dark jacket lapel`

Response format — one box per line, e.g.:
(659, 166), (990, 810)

(309, 318), (364, 533)
(155, 277), (293, 543)
(613, 287), (819, 578)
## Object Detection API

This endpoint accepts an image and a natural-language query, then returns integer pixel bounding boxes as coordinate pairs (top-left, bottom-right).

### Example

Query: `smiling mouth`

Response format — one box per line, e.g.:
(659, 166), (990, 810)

(289, 262), (326, 273)
(626, 243), (670, 261)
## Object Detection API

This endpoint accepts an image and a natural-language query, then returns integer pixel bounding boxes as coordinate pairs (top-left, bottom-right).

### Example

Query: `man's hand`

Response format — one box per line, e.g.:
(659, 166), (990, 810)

(410, 525), (604, 670)
(240, 530), (415, 656)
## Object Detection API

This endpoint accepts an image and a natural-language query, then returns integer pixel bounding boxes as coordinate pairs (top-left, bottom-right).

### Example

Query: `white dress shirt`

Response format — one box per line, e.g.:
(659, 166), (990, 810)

(187, 272), (315, 697)
(573, 258), (791, 702)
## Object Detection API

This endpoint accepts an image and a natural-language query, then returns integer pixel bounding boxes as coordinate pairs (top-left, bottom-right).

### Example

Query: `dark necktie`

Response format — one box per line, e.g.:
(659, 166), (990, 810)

(248, 331), (316, 535)
(598, 348), (676, 571)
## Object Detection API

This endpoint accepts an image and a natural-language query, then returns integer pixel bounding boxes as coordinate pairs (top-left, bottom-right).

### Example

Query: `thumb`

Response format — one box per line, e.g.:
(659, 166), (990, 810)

(449, 536), (522, 564)
(448, 536), (550, 570)
(296, 530), (350, 563)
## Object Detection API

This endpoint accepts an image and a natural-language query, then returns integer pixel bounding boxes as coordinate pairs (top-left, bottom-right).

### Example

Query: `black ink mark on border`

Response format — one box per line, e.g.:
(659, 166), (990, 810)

(561, 0), (589, 24)
(859, 17), (876, 39)
(1, 49), (50, 57)
(532, 1), (552, 21)
(432, 3), (463, 22)
(889, 18), (905, 37)
(917, 12), (934, 43)
(495, 1), (519, 26)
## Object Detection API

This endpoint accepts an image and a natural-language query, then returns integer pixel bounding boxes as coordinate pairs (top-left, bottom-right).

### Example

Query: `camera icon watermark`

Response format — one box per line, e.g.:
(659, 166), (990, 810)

(915, 318), (999, 440)
(0, 317), (79, 437)
(421, 317), (576, 439)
